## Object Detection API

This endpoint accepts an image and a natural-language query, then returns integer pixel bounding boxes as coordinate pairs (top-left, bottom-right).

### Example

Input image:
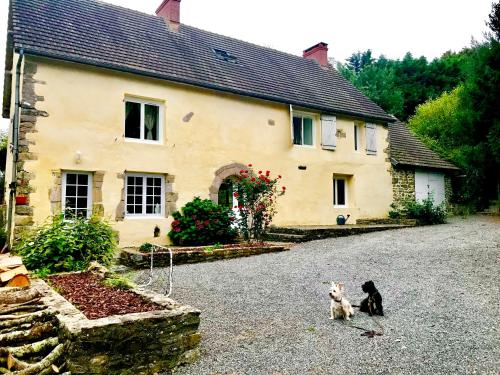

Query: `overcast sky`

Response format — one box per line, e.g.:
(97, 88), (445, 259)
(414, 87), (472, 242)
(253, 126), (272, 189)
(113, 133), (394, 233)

(0, 0), (493, 129)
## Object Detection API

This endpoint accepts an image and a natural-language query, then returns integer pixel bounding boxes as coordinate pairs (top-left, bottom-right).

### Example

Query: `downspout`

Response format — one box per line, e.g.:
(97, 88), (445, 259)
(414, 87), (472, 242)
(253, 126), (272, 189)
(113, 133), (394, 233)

(5, 48), (24, 250)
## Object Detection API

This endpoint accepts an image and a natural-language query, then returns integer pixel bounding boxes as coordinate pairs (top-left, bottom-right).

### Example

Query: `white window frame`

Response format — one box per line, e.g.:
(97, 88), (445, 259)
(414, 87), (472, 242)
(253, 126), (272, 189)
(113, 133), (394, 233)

(292, 112), (315, 147)
(124, 97), (164, 144)
(333, 178), (348, 208)
(125, 173), (165, 218)
(354, 123), (360, 152)
(62, 172), (93, 219)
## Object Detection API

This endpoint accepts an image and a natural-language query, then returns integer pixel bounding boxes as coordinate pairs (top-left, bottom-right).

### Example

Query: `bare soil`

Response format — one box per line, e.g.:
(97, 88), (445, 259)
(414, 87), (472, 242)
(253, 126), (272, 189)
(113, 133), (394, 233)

(49, 272), (161, 319)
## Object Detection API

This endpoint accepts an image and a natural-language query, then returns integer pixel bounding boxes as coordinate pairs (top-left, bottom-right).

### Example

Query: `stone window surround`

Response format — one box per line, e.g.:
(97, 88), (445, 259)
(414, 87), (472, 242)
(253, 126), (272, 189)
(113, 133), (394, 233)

(49, 170), (105, 217)
(115, 172), (176, 221)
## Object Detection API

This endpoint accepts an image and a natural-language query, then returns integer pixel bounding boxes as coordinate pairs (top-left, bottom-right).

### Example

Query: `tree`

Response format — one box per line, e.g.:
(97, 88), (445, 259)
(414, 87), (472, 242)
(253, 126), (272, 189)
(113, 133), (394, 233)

(488, 1), (500, 40)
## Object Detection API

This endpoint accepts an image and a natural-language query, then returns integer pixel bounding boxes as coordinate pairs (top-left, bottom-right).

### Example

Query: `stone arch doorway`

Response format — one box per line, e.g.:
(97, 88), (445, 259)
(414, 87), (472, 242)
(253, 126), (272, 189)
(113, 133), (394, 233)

(209, 163), (248, 205)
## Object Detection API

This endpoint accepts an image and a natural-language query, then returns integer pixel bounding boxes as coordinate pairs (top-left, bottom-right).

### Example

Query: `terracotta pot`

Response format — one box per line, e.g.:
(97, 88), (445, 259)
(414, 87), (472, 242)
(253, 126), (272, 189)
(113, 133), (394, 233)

(16, 196), (28, 205)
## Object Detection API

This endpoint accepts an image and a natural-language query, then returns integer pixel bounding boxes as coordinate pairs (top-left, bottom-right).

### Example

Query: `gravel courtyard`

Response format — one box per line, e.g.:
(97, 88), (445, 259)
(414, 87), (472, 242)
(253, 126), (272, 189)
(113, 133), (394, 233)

(148, 216), (499, 375)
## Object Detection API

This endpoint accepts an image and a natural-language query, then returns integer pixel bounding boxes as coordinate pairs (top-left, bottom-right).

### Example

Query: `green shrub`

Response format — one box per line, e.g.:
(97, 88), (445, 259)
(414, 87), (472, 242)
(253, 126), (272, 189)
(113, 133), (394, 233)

(139, 242), (154, 253)
(391, 196), (447, 225)
(102, 274), (135, 290)
(17, 214), (116, 275)
(169, 197), (237, 246)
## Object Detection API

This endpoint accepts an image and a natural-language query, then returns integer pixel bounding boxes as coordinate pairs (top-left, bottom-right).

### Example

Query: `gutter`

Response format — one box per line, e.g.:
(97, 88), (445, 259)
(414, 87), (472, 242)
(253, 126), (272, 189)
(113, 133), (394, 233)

(4, 48), (24, 250)
(20, 48), (396, 125)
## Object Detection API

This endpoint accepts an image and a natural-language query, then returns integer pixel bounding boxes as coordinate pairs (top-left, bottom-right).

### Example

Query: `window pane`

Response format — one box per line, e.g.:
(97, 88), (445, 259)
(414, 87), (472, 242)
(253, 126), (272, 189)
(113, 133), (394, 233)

(126, 205), (134, 214)
(77, 185), (87, 196)
(77, 174), (88, 185)
(293, 117), (302, 145)
(144, 105), (159, 141)
(77, 198), (88, 209)
(66, 185), (76, 197)
(66, 197), (76, 208)
(125, 101), (141, 139)
(337, 180), (346, 206)
(146, 205), (154, 214)
(146, 186), (153, 195)
(354, 125), (358, 150)
(66, 174), (77, 184)
(76, 209), (87, 218)
(303, 118), (313, 145)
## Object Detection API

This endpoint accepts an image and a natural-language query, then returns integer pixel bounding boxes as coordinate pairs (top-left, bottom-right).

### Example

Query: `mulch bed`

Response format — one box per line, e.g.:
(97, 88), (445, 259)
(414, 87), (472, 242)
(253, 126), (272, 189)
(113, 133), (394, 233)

(48, 272), (161, 319)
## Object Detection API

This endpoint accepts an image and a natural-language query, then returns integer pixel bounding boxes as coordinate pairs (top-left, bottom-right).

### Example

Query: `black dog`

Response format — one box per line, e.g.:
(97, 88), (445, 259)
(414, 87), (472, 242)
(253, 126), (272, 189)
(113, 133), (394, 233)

(359, 281), (384, 316)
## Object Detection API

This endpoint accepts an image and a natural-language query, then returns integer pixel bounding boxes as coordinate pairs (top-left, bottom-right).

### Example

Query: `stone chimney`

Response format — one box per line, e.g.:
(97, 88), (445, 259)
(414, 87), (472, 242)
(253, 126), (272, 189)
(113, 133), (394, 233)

(156, 0), (181, 30)
(303, 42), (329, 68)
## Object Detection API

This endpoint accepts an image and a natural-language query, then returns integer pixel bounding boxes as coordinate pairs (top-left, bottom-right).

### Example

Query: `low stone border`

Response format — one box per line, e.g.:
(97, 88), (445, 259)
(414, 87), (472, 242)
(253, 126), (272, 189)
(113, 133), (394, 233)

(33, 278), (201, 374)
(119, 243), (291, 269)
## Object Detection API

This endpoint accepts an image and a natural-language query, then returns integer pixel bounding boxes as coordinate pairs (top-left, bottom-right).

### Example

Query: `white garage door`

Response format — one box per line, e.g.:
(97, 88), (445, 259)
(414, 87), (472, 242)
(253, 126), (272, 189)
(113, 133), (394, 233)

(415, 170), (445, 205)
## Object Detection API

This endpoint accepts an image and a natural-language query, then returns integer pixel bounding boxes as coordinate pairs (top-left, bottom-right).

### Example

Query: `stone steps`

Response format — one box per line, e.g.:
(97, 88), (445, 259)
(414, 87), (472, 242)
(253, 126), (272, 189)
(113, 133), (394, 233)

(264, 232), (306, 243)
(265, 223), (414, 243)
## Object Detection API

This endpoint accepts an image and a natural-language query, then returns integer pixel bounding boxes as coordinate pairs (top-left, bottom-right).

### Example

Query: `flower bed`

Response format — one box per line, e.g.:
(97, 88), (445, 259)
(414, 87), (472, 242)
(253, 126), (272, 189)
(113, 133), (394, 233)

(48, 272), (161, 319)
(120, 242), (291, 269)
(34, 270), (201, 374)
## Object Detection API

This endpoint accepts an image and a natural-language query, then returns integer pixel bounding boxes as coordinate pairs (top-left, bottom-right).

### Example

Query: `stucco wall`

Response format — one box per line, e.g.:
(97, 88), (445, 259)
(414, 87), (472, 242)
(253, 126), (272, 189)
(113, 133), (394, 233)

(7, 56), (394, 246)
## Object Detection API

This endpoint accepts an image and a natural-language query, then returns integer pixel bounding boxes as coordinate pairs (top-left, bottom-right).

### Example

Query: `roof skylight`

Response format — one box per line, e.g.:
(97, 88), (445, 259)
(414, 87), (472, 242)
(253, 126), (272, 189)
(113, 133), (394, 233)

(213, 48), (238, 64)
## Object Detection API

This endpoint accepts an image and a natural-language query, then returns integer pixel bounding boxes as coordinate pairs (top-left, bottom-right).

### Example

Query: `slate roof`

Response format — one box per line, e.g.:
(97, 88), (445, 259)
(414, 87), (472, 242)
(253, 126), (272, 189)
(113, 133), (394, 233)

(389, 121), (459, 171)
(7, 0), (394, 123)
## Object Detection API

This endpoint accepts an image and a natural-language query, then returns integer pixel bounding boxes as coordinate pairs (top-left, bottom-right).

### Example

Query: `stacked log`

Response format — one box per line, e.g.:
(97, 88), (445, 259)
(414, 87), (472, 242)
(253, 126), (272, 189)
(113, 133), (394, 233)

(0, 255), (30, 288)
(0, 287), (69, 374)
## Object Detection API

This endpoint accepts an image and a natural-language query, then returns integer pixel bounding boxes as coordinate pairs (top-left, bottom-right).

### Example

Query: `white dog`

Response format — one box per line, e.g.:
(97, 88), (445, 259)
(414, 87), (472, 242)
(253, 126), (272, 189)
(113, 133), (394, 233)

(329, 282), (354, 320)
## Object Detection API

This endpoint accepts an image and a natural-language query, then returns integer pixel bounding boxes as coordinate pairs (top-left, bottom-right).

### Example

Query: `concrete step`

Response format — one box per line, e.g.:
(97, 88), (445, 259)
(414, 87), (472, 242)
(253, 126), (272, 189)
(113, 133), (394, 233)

(267, 223), (413, 242)
(265, 232), (306, 243)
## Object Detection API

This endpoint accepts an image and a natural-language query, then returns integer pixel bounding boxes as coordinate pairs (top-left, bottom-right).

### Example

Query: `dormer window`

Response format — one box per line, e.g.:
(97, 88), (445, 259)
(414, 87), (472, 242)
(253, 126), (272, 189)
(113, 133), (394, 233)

(213, 48), (238, 64)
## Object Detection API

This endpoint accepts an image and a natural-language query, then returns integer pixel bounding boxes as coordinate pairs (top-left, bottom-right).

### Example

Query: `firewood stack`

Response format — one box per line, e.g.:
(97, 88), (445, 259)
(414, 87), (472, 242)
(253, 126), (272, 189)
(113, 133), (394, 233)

(0, 254), (30, 288)
(0, 285), (69, 373)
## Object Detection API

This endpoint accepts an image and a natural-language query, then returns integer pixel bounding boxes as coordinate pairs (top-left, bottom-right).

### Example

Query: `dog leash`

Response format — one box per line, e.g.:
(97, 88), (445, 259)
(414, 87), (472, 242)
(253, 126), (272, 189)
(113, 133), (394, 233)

(341, 304), (384, 338)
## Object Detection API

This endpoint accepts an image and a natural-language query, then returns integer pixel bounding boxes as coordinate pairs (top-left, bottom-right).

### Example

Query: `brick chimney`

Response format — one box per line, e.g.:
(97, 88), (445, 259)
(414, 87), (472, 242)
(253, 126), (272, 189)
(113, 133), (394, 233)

(156, 0), (181, 30)
(303, 42), (329, 68)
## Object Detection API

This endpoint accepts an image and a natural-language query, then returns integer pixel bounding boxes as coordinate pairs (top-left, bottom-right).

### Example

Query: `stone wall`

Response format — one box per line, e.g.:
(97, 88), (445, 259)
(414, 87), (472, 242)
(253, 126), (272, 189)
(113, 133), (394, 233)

(120, 244), (289, 269)
(391, 166), (416, 206)
(13, 59), (48, 240)
(445, 175), (453, 210)
(35, 279), (201, 374)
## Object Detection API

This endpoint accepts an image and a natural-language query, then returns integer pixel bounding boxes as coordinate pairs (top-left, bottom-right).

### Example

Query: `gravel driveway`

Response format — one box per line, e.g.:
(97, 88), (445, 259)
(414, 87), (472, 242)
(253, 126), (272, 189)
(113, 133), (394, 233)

(141, 216), (499, 375)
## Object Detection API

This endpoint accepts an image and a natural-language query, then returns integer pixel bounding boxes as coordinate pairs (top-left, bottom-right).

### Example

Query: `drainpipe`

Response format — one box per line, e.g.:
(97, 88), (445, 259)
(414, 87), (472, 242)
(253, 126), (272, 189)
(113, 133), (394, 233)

(4, 48), (24, 250)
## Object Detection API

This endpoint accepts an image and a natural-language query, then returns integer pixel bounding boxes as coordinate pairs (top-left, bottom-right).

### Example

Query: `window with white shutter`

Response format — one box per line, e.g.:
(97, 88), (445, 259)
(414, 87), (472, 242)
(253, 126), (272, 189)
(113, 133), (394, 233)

(365, 123), (377, 155)
(321, 115), (336, 150)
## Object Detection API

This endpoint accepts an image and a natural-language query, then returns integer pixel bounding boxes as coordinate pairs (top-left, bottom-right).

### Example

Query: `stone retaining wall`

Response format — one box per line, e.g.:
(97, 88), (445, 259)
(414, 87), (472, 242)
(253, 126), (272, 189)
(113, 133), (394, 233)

(34, 279), (201, 374)
(120, 244), (289, 269)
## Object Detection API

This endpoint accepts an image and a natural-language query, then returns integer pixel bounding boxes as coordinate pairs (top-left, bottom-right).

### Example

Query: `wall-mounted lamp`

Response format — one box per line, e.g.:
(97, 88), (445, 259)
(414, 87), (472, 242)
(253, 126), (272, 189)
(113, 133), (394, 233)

(75, 151), (82, 164)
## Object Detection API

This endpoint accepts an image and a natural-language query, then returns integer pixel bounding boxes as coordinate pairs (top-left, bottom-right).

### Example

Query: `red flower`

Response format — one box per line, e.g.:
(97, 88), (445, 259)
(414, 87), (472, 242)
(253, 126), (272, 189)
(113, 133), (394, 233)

(278, 175), (282, 179)
(248, 163), (253, 167)
(238, 205), (244, 209)
(251, 177), (256, 182)
(258, 170), (262, 174)
(265, 170), (270, 176)
(234, 192), (239, 198)
(265, 178), (270, 183)
(174, 227), (181, 232)
(282, 186), (286, 190)
(240, 170), (244, 174)
(204, 220), (210, 225)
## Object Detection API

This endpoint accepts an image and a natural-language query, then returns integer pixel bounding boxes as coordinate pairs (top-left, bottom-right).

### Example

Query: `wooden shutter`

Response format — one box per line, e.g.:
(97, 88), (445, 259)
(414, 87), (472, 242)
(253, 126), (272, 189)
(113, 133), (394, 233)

(289, 105), (294, 145)
(321, 115), (336, 150)
(365, 123), (377, 155)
